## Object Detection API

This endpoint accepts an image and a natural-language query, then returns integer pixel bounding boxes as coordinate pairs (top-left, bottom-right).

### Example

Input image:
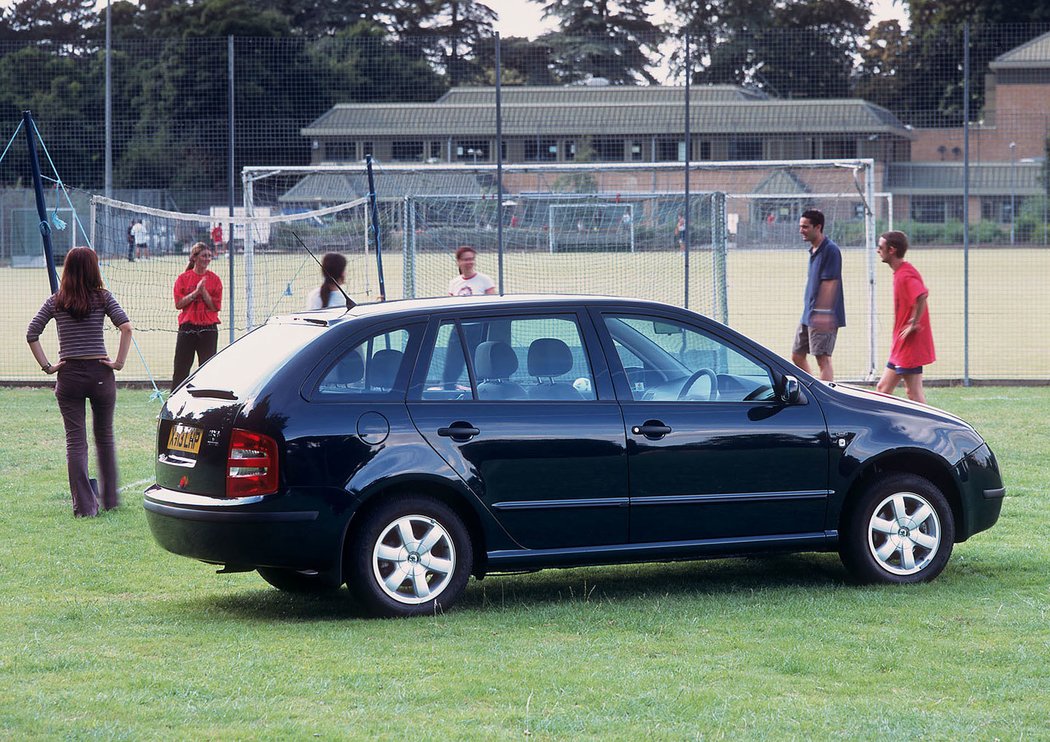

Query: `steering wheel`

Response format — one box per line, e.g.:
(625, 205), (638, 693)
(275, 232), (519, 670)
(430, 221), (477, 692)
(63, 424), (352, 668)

(678, 368), (718, 400)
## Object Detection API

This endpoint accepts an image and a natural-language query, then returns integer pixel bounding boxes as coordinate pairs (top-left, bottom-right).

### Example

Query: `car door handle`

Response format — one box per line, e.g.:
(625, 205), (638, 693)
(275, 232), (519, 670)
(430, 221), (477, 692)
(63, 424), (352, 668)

(438, 423), (480, 440)
(631, 422), (672, 438)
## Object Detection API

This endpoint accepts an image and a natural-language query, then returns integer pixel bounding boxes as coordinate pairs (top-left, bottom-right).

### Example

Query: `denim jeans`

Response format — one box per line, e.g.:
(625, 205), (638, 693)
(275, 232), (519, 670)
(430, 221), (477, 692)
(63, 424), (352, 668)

(54, 359), (118, 517)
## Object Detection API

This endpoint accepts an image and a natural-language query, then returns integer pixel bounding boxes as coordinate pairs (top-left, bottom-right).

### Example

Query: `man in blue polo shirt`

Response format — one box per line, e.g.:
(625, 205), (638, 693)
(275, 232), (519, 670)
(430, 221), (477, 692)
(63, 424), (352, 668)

(791, 209), (845, 381)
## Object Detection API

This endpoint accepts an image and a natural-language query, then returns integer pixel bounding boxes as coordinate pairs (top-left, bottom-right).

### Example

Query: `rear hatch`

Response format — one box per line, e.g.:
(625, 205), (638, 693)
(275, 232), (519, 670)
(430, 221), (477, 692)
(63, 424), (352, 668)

(156, 319), (327, 498)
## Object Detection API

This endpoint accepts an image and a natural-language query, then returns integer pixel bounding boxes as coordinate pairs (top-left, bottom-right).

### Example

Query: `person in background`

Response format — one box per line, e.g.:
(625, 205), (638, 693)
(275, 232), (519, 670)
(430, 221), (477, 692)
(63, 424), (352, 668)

(448, 245), (496, 296)
(306, 252), (349, 310)
(26, 247), (133, 517)
(791, 208), (845, 381)
(126, 221), (136, 262)
(171, 242), (222, 391)
(210, 223), (224, 257)
(131, 219), (149, 260)
(875, 230), (935, 403)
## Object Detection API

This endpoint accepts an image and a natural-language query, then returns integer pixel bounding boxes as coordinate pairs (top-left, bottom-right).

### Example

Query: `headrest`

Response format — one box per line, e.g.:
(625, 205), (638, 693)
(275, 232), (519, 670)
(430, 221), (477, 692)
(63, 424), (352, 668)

(366, 348), (403, 389)
(527, 338), (573, 377)
(338, 350), (364, 383)
(474, 341), (518, 379)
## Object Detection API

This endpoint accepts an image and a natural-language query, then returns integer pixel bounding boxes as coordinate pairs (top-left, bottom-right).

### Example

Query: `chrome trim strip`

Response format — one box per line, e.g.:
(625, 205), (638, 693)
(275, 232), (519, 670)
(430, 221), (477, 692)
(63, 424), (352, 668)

(491, 497), (629, 511)
(631, 490), (830, 506)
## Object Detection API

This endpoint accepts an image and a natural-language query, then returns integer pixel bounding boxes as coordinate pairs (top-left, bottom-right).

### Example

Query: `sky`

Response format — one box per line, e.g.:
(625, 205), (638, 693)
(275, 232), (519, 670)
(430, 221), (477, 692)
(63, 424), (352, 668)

(486, 0), (910, 38)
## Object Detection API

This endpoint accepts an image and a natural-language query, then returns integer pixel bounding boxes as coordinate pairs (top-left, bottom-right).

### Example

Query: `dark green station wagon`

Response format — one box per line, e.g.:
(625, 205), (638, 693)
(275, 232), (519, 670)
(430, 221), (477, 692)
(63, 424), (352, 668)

(145, 295), (1005, 617)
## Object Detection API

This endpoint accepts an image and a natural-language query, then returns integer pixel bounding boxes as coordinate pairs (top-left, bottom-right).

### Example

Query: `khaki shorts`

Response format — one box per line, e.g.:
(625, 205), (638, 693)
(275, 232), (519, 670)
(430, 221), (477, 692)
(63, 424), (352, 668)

(792, 323), (837, 357)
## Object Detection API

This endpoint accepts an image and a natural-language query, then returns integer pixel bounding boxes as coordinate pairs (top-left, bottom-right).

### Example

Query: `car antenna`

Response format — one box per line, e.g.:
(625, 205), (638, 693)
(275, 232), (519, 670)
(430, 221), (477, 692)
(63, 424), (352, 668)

(288, 229), (355, 309)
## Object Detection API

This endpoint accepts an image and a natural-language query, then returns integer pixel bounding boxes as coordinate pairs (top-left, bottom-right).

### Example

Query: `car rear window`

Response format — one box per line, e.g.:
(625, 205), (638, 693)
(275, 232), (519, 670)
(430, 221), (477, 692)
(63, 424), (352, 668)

(186, 322), (325, 396)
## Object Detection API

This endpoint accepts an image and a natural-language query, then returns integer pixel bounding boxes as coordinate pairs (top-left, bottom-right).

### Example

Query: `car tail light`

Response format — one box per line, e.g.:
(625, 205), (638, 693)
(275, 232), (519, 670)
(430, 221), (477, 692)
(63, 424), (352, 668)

(226, 428), (279, 497)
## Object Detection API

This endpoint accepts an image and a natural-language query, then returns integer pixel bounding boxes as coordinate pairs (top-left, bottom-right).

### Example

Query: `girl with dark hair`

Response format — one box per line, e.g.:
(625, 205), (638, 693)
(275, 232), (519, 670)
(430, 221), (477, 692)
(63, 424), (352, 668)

(305, 252), (348, 309)
(26, 247), (133, 517)
(172, 241), (223, 391)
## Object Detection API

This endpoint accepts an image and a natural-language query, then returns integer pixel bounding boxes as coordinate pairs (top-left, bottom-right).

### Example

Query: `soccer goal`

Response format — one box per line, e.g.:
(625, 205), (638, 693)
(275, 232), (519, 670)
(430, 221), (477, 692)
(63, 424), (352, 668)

(548, 201), (635, 253)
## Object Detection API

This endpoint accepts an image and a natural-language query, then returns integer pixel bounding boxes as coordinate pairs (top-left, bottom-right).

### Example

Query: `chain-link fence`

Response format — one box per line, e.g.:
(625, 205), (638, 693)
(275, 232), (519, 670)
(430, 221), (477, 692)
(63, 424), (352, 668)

(2, 25), (1049, 383)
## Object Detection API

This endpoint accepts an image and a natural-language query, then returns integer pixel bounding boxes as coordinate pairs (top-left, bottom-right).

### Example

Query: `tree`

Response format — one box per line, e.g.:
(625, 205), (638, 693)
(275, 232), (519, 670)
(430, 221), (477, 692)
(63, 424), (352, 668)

(671, 0), (870, 97)
(534, 0), (665, 84)
(0, 0), (100, 43)
(898, 1), (1050, 126)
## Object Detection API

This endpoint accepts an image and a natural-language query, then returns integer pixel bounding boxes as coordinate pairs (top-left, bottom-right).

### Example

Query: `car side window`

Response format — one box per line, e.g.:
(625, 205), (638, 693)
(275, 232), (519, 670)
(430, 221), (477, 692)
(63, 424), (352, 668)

(317, 327), (413, 397)
(422, 315), (596, 401)
(604, 315), (775, 403)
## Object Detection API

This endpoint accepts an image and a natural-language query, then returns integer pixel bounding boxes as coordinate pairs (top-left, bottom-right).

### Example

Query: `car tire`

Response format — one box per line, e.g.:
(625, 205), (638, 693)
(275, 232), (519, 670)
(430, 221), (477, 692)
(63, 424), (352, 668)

(347, 496), (473, 617)
(840, 472), (955, 584)
(257, 567), (341, 594)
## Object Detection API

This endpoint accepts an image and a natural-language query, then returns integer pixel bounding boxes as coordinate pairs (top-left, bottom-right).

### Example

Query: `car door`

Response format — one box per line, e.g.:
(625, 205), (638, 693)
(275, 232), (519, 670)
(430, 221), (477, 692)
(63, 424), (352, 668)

(596, 310), (830, 544)
(406, 310), (629, 550)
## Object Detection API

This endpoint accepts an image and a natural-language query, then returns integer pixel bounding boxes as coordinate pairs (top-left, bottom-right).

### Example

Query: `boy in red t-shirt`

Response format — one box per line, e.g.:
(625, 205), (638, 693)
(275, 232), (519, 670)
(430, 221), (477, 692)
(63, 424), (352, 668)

(875, 230), (935, 403)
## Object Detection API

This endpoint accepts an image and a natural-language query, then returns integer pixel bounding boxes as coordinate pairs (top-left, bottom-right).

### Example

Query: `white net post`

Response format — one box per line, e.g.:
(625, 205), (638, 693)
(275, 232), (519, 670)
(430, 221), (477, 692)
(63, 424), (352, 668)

(243, 175), (256, 331)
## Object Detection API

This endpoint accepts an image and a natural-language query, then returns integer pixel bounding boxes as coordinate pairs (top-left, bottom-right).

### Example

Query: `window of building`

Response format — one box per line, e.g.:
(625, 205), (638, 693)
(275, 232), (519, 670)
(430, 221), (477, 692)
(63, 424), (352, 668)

(564, 140), (577, 161)
(656, 139), (683, 162)
(823, 138), (857, 159)
(630, 141), (643, 161)
(525, 138), (558, 161)
(391, 141), (424, 162)
(981, 197), (1014, 223)
(429, 141), (443, 162)
(325, 141), (355, 161)
(729, 137), (763, 160)
(456, 140), (489, 162)
(697, 141), (712, 161)
(591, 137), (623, 162)
(361, 141), (374, 158)
(911, 196), (964, 223)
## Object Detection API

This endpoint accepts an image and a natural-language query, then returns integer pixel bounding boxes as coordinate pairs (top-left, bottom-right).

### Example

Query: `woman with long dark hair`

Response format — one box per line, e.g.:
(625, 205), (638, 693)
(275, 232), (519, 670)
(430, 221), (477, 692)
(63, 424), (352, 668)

(305, 252), (348, 309)
(172, 241), (222, 390)
(26, 247), (133, 517)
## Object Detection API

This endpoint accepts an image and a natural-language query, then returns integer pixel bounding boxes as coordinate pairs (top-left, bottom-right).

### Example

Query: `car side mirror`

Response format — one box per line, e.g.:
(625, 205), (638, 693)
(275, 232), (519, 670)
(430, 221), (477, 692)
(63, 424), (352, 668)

(779, 374), (801, 404)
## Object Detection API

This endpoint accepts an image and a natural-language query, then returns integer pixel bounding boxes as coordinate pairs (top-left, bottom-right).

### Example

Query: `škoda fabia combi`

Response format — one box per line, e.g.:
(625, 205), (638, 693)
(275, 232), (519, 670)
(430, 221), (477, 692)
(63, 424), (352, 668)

(144, 295), (1004, 617)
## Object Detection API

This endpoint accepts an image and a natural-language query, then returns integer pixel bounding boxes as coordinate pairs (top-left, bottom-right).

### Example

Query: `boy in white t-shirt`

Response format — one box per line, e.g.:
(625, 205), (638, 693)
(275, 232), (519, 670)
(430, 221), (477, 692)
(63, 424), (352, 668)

(448, 246), (497, 296)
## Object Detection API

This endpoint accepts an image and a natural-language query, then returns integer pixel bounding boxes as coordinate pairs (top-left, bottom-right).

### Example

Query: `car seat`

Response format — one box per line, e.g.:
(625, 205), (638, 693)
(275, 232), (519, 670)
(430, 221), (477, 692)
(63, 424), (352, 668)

(474, 341), (528, 400)
(366, 348), (404, 392)
(526, 338), (583, 400)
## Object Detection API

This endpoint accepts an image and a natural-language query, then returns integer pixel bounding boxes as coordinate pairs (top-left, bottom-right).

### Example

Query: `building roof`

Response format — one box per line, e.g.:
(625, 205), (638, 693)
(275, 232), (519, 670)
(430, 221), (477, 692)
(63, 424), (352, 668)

(886, 162), (1044, 196)
(279, 171), (484, 204)
(302, 85), (912, 139)
(990, 30), (1050, 70)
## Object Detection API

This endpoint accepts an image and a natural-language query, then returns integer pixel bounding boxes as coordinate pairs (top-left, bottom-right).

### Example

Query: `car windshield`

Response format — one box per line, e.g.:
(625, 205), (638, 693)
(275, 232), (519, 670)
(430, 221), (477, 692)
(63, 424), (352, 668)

(185, 321), (325, 396)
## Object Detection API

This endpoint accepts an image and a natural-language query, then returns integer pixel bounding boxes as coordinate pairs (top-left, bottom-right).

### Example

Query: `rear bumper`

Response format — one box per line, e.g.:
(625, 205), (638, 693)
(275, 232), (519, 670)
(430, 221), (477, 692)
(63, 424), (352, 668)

(143, 485), (347, 570)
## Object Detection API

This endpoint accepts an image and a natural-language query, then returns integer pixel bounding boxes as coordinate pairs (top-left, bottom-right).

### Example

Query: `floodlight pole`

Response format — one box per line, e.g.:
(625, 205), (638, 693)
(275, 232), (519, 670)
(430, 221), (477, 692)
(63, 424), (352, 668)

(23, 111), (59, 294)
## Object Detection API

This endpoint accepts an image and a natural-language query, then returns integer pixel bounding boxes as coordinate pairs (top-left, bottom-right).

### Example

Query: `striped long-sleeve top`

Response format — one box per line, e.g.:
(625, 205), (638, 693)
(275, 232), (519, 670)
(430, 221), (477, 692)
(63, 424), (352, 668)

(26, 291), (130, 360)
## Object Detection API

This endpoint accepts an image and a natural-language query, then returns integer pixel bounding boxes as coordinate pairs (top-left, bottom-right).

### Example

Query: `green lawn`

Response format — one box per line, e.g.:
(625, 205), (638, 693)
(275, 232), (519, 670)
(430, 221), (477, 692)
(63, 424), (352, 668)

(0, 386), (1047, 738)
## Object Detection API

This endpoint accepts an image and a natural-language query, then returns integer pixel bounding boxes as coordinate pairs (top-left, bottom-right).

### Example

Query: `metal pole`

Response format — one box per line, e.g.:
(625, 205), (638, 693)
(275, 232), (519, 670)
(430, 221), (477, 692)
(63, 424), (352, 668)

(104, 0), (112, 199)
(962, 23), (971, 386)
(227, 35), (236, 342)
(865, 159), (877, 379)
(23, 112), (59, 294)
(495, 32), (505, 294)
(683, 33), (691, 310)
(365, 155), (386, 300)
(1009, 141), (1016, 245)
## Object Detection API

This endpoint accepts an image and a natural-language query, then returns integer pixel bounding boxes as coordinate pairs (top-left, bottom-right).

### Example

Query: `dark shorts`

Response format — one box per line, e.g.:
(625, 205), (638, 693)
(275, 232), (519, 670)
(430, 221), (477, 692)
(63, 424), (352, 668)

(886, 362), (923, 375)
(792, 323), (837, 357)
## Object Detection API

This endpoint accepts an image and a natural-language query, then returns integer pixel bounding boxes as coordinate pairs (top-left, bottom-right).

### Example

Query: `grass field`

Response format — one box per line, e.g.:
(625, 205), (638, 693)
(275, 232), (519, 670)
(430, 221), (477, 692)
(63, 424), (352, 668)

(3, 245), (1048, 383)
(0, 385), (1047, 738)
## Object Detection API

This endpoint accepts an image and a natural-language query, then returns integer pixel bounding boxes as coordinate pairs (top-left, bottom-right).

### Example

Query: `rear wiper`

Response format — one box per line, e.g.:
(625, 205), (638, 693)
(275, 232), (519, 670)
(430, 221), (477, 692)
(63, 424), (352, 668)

(185, 385), (237, 400)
